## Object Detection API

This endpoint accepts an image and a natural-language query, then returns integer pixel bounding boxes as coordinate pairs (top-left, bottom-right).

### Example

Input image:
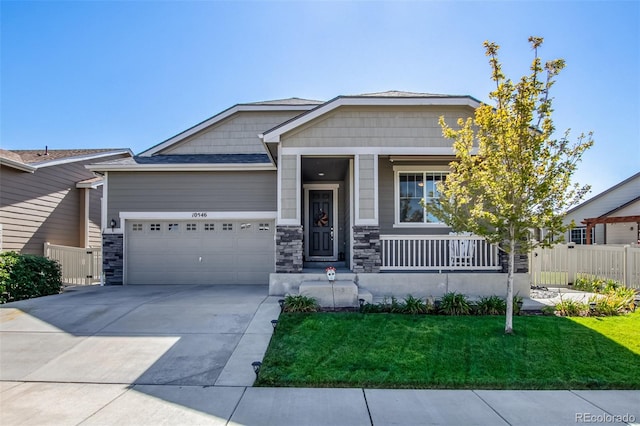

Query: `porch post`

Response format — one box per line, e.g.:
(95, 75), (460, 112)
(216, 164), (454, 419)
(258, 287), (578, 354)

(275, 153), (303, 273)
(352, 154), (381, 273)
(103, 232), (123, 285)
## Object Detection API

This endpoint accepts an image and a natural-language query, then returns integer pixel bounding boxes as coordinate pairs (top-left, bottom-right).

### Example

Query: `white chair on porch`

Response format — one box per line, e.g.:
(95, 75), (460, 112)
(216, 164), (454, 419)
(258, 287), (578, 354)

(449, 232), (476, 268)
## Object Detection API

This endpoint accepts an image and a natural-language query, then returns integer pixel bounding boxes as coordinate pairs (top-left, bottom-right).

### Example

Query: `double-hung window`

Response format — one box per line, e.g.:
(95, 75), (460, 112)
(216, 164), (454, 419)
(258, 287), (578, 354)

(395, 167), (448, 226)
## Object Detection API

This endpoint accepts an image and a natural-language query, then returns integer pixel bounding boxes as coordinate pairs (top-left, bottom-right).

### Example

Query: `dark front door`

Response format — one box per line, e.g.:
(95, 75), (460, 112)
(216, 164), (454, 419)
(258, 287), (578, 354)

(309, 190), (334, 258)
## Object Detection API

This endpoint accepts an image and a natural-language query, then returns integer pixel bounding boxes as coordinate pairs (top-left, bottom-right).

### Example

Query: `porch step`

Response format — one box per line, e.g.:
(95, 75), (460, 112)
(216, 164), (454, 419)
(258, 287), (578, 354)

(299, 280), (359, 308)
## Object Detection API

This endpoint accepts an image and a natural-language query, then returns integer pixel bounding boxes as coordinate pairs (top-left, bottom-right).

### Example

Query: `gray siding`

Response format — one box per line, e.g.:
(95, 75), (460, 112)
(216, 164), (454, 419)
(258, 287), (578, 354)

(107, 171), (277, 226)
(279, 155), (298, 220)
(378, 156), (452, 235)
(163, 111), (302, 155)
(357, 154), (376, 220)
(282, 105), (474, 148)
(0, 155), (125, 255)
(88, 186), (103, 247)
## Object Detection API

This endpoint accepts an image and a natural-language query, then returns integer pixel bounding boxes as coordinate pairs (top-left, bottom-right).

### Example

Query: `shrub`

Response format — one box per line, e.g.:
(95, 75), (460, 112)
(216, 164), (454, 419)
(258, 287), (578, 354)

(439, 292), (471, 315)
(476, 295), (507, 315)
(402, 295), (430, 314)
(573, 276), (621, 293)
(590, 287), (636, 316)
(283, 294), (319, 313)
(553, 297), (589, 317)
(0, 252), (63, 304)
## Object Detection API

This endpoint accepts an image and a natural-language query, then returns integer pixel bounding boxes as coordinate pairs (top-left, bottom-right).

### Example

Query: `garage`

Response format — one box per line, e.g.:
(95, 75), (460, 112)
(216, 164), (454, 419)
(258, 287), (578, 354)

(125, 219), (275, 285)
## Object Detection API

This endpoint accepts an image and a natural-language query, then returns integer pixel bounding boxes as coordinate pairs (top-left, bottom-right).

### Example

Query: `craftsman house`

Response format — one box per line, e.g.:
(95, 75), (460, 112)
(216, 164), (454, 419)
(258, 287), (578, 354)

(89, 91), (529, 297)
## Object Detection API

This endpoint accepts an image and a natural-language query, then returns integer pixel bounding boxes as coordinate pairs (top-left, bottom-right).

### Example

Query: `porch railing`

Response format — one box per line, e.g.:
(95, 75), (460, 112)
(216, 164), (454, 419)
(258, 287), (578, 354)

(380, 235), (501, 271)
(44, 242), (102, 285)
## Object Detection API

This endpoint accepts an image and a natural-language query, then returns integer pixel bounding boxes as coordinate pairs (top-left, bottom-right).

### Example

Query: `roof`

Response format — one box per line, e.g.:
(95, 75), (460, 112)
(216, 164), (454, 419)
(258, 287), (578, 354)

(134, 154), (270, 164)
(0, 148), (132, 172)
(87, 154), (275, 172)
(352, 90), (463, 98)
(241, 97), (324, 106)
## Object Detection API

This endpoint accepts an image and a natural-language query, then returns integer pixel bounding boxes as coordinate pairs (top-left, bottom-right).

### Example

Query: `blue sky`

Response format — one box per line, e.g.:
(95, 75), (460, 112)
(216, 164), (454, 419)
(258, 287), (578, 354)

(1, 0), (638, 197)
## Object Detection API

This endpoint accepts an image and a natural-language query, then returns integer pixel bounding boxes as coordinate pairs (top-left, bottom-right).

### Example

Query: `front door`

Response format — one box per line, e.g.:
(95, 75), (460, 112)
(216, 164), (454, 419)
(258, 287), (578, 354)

(308, 189), (335, 259)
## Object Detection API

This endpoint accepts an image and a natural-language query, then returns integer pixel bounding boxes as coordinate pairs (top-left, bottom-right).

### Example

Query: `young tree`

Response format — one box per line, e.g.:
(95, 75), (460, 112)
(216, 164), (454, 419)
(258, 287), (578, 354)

(429, 37), (593, 334)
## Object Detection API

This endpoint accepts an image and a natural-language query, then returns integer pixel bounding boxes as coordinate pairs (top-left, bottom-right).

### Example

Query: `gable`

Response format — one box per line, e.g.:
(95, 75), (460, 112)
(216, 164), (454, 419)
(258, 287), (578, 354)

(564, 172), (640, 224)
(160, 110), (303, 156)
(279, 105), (475, 149)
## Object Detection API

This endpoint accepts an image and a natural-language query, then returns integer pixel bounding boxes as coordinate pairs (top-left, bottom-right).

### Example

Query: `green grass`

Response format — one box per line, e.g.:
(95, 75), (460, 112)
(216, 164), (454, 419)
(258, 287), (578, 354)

(256, 311), (640, 389)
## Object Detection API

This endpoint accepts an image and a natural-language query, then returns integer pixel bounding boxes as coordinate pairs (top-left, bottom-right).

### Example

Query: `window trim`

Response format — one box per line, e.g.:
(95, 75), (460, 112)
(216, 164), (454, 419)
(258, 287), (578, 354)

(393, 165), (449, 228)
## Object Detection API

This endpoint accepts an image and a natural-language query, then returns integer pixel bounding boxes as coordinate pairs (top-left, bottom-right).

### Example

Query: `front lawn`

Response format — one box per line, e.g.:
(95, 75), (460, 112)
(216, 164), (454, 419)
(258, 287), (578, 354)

(256, 311), (640, 389)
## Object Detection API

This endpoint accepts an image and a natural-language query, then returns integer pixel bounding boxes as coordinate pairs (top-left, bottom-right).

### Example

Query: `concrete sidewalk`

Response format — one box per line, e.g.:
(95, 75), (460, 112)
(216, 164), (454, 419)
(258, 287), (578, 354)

(1, 285), (639, 425)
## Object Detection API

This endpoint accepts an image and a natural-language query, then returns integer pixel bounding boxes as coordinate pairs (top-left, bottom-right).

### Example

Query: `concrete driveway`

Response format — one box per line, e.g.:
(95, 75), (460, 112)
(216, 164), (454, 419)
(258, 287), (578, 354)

(0, 284), (281, 424)
(2, 285), (639, 425)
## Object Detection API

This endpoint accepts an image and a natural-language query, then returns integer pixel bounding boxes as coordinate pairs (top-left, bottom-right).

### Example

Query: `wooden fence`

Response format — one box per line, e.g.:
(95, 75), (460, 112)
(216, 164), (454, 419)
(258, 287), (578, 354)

(530, 243), (640, 289)
(44, 242), (102, 285)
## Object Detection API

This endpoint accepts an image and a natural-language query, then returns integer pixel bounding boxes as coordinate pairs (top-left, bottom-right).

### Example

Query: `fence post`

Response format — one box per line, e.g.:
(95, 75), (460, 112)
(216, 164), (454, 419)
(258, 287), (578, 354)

(567, 242), (577, 285)
(44, 242), (50, 258)
(624, 245), (630, 288)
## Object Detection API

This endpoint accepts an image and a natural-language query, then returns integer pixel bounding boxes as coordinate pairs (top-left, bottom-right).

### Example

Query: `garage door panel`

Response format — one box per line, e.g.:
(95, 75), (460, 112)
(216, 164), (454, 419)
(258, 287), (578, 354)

(126, 220), (274, 285)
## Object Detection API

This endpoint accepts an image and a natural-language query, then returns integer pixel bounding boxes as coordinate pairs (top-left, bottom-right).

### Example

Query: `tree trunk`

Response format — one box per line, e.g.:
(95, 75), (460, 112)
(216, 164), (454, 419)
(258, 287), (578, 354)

(505, 237), (516, 334)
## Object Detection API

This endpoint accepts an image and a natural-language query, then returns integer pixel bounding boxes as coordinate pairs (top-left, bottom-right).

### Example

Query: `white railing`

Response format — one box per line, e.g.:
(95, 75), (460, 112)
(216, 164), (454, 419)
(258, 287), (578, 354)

(380, 235), (501, 271)
(44, 242), (102, 286)
(530, 243), (640, 289)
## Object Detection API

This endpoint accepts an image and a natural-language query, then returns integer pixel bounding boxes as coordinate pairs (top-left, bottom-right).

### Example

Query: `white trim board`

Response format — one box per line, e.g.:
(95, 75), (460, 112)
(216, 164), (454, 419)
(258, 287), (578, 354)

(120, 211), (278, 221)
(280, 147), (479, 156)
(304, 184), (339, 262)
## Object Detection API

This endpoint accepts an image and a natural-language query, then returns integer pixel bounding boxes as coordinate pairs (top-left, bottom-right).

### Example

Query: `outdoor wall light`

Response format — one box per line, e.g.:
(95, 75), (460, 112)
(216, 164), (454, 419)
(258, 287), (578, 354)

(251, 361), (262, 377)
(278, 299), (285, 312)
(271, 319), (278, 331)
(110, 219), (116, 231)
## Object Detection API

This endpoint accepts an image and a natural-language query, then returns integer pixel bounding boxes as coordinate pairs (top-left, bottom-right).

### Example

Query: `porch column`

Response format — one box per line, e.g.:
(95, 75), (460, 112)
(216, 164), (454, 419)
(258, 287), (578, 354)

(276, 153), (303, 273)
(353, 154), (381, 273)
(103, 232), (123, 285)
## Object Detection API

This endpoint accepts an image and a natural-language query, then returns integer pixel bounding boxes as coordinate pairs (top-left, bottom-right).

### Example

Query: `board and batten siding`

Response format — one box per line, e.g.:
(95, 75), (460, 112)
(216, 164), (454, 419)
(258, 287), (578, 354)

(107, 171), (277, 225)
(281, 106), (474, 148)
(163, 111), (303, 155)
(0, 158), (112, 255)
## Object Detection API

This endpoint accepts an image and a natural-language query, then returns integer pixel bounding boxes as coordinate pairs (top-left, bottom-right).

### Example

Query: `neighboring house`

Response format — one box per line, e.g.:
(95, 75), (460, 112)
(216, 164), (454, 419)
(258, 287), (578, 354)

(563, 172), (640, 245)
(0, 148), (133, 255)
(89, 91), (529, 295)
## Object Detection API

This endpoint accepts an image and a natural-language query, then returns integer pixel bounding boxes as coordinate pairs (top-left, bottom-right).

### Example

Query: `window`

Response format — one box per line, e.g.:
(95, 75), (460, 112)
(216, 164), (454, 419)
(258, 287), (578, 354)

(150, 223), (161, 231)
(168, 223), (179, 231)
(397, 171), (447, 224)
(204, 223), (215, 231)
(132, 223), (143, 231)
(570, 227), (594, 245)
(259, 223), (270, 231)
(222, 223), (233, 231)
(186, 223), (197, 231)
(240, 223), (252, 230)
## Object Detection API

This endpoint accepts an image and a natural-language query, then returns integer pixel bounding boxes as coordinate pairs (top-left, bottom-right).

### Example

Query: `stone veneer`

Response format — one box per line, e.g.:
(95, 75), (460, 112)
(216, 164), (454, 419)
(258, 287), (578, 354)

(499, 249), (529, 273)
(352, 225), (381, 273)
(275, 225), (303, 273)
(103, 233), (124, 285)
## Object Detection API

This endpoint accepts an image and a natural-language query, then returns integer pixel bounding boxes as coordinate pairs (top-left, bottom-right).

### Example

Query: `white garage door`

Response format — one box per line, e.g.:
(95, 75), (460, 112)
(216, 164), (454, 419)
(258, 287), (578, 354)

(126, 220), (275, 285)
